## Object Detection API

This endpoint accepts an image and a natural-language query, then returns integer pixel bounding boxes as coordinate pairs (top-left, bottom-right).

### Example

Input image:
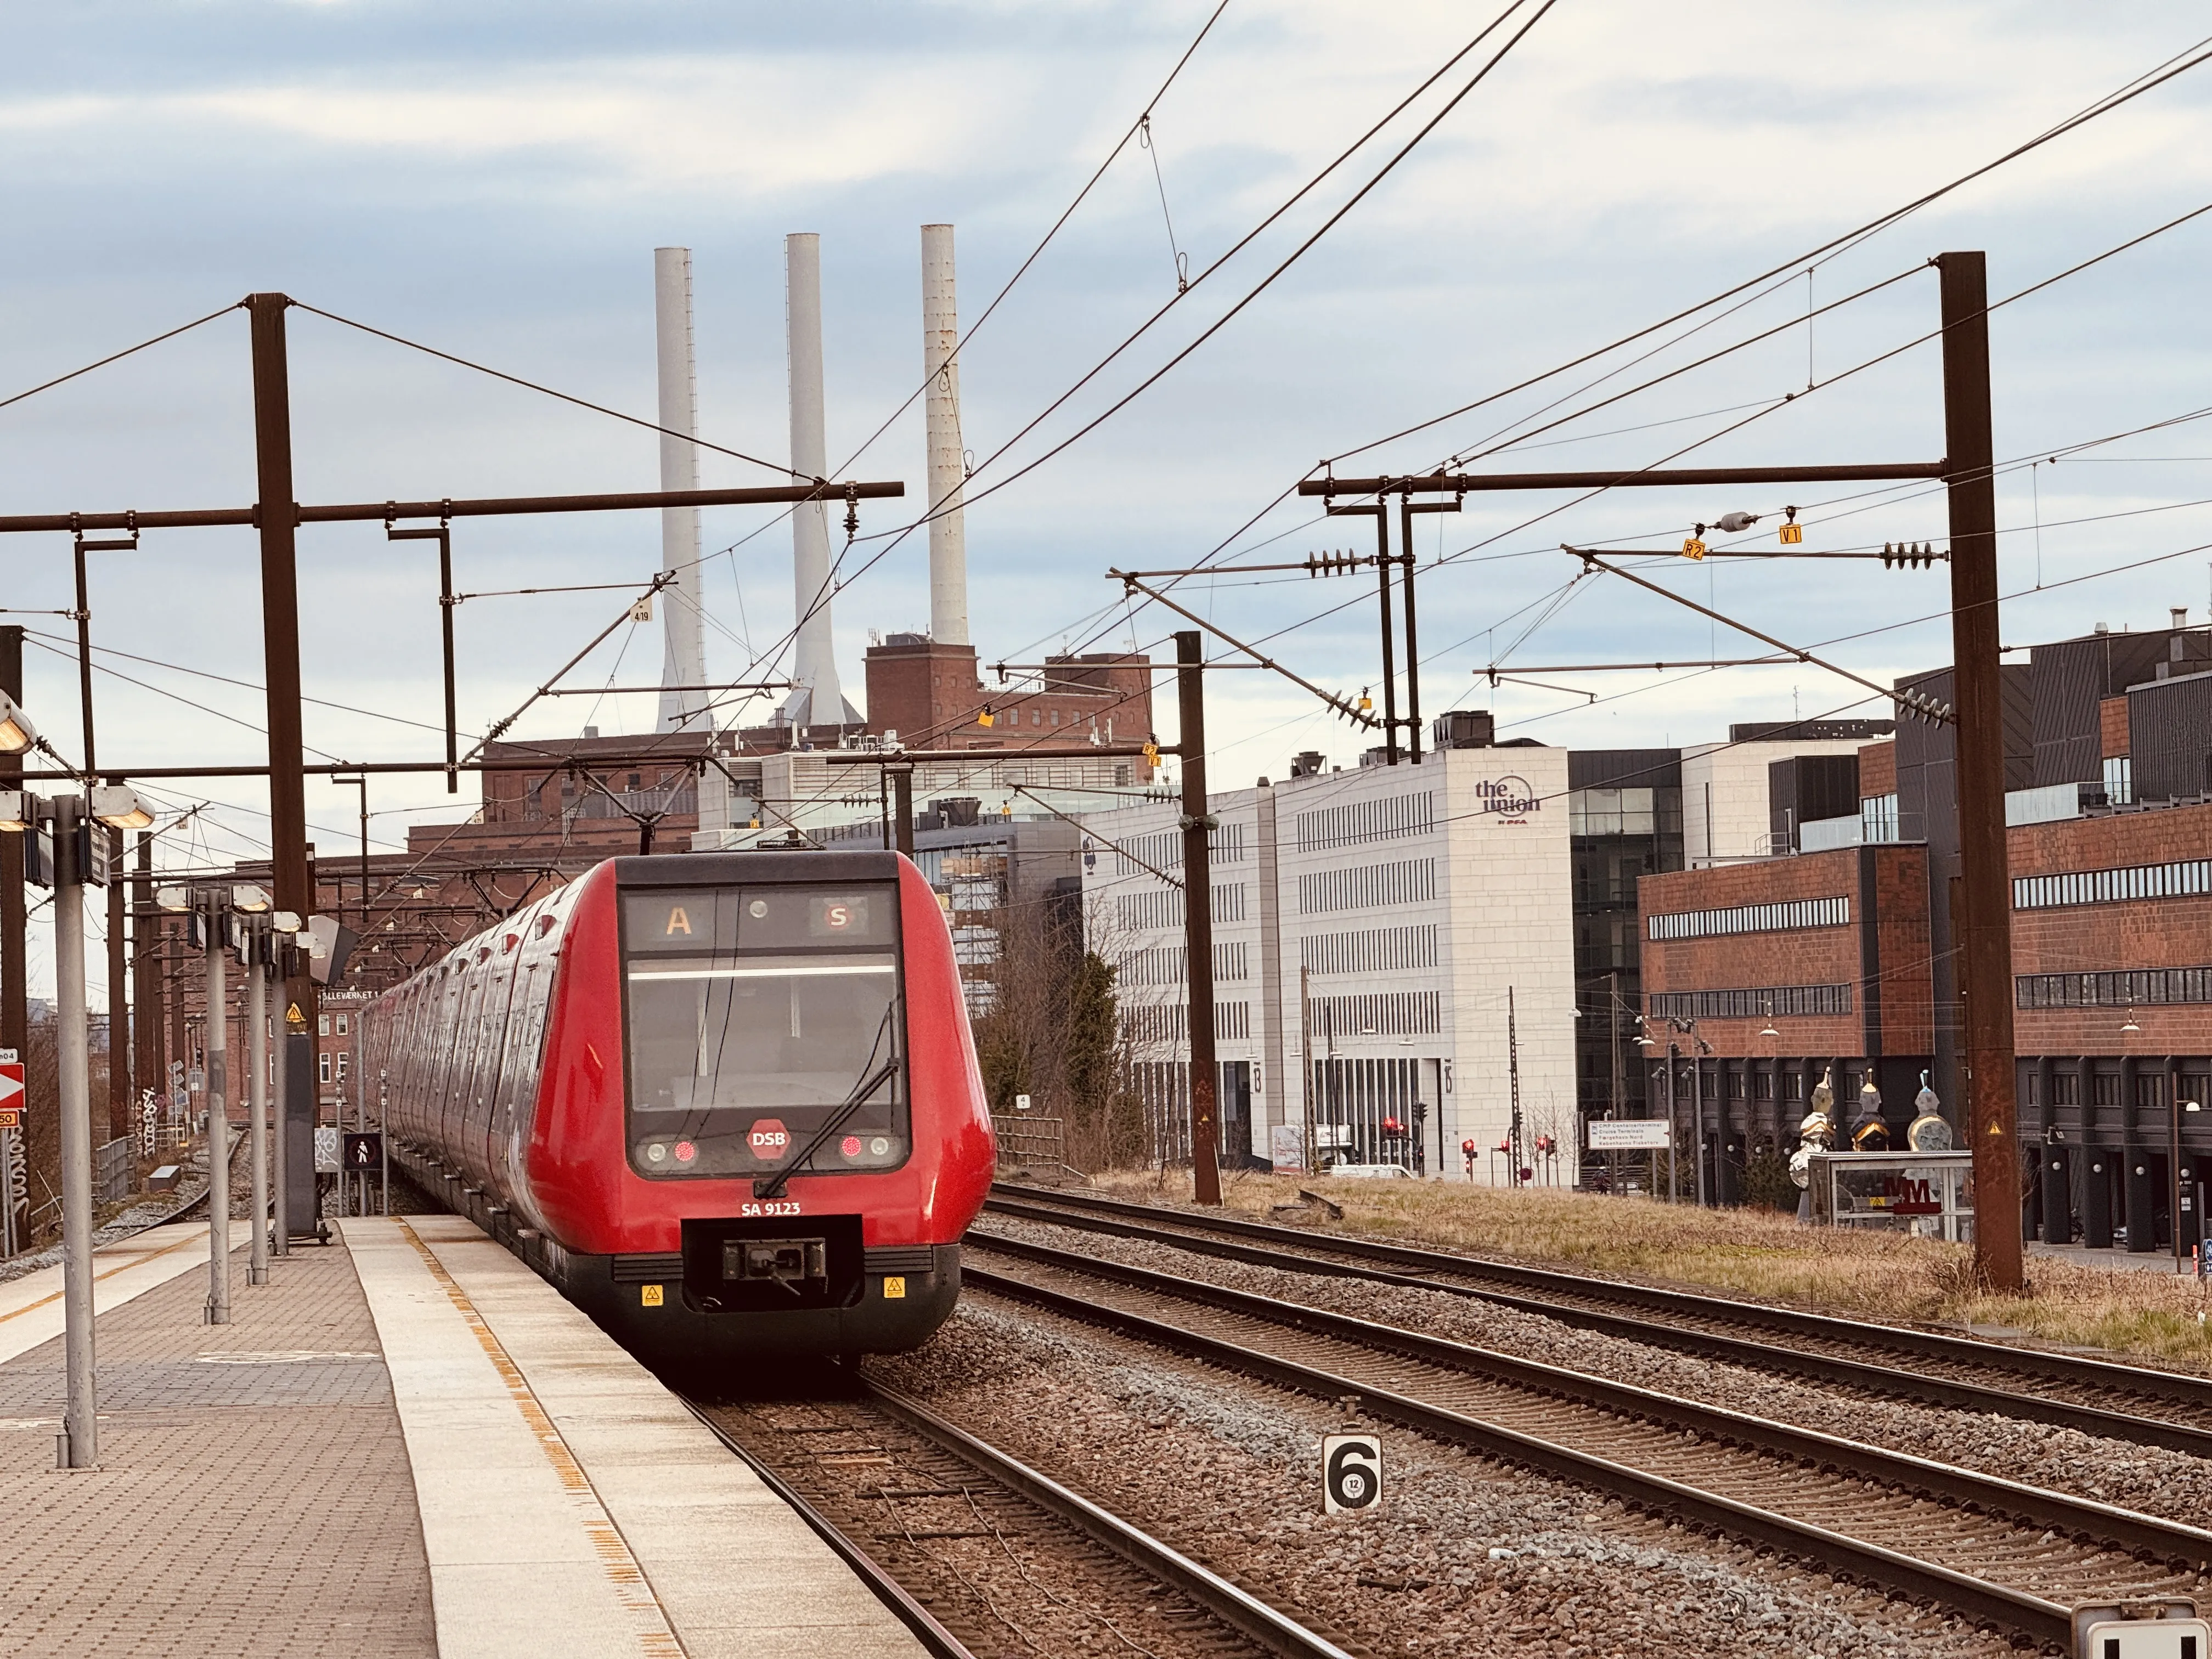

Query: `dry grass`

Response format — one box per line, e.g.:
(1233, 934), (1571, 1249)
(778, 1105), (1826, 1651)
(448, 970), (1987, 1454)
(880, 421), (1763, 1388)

(1080, 1166), (2212, 1369)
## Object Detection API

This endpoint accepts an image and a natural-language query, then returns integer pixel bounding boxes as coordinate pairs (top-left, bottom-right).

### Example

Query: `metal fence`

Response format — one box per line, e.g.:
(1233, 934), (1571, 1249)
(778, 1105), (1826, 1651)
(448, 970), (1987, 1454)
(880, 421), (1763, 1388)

(96, 1136), (132, 1204)
(991, 1113), (1071, 1174)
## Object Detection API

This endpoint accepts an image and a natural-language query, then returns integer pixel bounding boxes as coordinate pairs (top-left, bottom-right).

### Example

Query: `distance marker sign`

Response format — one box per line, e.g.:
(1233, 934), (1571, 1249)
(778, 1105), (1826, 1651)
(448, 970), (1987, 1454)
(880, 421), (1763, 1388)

(1322, 1434), (1383, 1515)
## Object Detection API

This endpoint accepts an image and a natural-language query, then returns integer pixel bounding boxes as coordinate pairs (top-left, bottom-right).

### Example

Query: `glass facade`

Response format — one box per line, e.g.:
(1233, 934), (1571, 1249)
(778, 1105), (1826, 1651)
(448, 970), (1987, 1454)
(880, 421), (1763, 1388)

(1570, 781), (1684, 1120)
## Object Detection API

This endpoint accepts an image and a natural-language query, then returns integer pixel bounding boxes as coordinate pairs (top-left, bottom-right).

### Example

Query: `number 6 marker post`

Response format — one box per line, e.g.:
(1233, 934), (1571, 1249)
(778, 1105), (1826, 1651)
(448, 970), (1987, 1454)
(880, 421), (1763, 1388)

(1323, 1434), (1383, 1516)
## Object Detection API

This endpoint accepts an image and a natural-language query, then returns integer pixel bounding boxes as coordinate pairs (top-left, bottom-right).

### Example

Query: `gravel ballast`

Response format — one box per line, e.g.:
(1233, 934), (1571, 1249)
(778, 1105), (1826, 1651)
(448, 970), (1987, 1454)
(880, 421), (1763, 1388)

(976, 1213), (2212, 1531)
(871, 1289), (2016, 1657)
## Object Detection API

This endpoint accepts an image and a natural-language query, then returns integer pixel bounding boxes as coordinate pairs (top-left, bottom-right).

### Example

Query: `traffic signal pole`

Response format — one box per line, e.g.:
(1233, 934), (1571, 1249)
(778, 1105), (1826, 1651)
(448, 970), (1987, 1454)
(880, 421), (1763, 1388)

(1937, 251), (2024, 1295)
(1299, 253), (2024, 1285)
(1177, 632), (1222, 1207)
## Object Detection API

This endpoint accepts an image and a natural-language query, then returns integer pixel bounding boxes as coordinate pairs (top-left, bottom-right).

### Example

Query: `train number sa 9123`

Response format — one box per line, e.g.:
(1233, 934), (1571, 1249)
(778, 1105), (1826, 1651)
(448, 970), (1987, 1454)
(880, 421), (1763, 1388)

(741, 1200), (803, 1218)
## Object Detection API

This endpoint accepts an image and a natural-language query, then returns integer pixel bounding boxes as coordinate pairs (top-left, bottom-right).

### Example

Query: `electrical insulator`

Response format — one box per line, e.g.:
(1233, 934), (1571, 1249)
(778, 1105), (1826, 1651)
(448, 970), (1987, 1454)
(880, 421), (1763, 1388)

(1882, 541), (1940, 569)
(1714, 511), (1758, 533)
(1681, 536), (1708, 561)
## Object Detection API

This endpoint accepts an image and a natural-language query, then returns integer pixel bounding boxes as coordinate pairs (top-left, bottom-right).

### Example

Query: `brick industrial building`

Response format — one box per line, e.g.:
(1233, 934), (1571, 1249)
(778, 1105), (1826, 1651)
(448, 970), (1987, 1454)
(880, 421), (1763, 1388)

(1639, 611), (2212, 1251)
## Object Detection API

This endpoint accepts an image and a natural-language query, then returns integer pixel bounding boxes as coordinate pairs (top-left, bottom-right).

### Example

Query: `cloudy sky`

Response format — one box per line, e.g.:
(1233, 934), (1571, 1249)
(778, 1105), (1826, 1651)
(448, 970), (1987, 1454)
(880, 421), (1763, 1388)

(4, 1), (2211, 991)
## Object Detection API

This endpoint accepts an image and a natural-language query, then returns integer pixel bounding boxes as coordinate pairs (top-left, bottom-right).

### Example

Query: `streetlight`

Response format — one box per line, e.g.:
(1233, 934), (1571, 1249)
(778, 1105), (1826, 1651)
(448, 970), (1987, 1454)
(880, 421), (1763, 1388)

(0, 774), (151, 1470)
(155, 880), (274, 1324)
(2174, 1096), (2202, 1274)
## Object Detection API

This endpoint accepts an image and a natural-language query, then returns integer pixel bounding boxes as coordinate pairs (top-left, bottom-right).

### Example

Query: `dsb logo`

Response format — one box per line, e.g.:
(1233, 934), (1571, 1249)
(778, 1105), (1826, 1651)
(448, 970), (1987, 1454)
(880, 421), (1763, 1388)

(747, 1120), (789, 1157)
(1322, 1434), (1382, 1515)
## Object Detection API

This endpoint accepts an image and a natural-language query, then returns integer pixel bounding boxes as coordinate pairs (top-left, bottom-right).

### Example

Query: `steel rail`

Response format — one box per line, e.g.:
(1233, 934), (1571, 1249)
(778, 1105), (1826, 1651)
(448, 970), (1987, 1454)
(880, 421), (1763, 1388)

(862, 1381), (1360, 1659)
(961, 1258), (2076, 1648)
(968, 1233), (2212, 1566)
(682, 1399), (980, 1659)
(979, 1193), (2212, 1459)
(990, 1184), (2212, 1414)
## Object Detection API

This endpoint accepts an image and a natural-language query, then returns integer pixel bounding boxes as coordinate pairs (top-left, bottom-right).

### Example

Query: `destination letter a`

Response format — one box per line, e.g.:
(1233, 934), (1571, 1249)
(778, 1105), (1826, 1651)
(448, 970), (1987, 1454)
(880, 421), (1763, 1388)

(665, 907), (693, 936)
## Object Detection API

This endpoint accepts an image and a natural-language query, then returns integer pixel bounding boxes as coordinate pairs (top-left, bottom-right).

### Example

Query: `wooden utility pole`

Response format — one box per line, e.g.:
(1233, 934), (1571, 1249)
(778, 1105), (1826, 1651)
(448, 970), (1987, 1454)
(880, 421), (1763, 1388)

(1176, 632), (1222, 1206)
(1937, 251), (2024, 1294)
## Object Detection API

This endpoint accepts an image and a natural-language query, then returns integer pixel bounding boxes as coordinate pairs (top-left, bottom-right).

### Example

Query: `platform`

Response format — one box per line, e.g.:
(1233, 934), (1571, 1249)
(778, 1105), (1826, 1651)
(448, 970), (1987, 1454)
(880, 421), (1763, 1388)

(0, 1214), (923, 1658)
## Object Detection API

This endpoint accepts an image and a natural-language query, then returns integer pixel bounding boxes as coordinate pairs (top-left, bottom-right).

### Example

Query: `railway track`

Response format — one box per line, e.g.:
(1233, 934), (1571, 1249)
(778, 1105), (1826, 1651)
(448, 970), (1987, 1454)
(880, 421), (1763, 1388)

(986, 1183), (2212, 1459)
(962, 1227), (2212, 1651)
(689, 1379), (1361, 1659)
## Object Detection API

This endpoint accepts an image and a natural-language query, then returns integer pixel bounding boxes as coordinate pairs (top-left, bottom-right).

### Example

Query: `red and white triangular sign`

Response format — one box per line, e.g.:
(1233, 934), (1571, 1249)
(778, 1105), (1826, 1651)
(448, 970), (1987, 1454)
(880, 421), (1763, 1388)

(0, 1065), (23, 1108)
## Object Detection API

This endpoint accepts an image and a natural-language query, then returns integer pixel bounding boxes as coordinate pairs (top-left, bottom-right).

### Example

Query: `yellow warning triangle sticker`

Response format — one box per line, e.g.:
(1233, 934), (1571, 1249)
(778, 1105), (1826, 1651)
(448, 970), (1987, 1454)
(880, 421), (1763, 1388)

(286, 1003), (306, 1025)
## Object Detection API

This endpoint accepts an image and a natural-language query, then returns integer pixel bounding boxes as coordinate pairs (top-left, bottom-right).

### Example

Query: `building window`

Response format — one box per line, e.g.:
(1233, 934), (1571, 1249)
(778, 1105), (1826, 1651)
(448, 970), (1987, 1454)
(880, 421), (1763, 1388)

(2092, 1072), (2122, 1108)
(1859, 792), (1899, 844)
(1297, 857), (1437, 915)
(1306, 989), (1442, 1038)
(1647, 897), (1849, 941)
(2050, 1071), (2080, 1108)
(1649, 984), (1852, 1020)
(335, 1013), (348, 1036)
(1295, 791), (1435, 852)
(318, 1053), (332, 1085)
(2104, 755), (2134, 806)
(2013, 857), (2211, 911)
(317, 1013), (331, 1036)
(2185, 1074), (2212, 1110)
(336, 1052), (349, 1082)
(1299, 924), (1440, 976)
(2016, 966), (2212, 1008)
(1753, 1070), (1774, 1101)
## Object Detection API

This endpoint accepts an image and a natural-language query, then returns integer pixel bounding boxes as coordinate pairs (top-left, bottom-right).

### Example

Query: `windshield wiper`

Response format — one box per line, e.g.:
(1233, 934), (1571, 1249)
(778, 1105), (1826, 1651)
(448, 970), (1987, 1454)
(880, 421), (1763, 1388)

(754, 1060), (899, 1200)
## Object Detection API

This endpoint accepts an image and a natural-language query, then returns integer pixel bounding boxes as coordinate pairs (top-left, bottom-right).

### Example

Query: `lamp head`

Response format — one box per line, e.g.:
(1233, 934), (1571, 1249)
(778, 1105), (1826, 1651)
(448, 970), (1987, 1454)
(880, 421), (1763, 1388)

(0, 693), (35, 757)
(270, 911), (302, 932)
(155, 884), (193, 912)
(88, 785), (154, 831)
(230, 884), (272, 913)
(0, 791), (32, 834)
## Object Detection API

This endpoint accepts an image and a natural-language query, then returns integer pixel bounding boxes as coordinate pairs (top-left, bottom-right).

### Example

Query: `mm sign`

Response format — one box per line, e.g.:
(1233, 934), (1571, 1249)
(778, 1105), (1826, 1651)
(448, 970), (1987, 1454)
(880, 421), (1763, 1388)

(1587, 1119), (1671, 1152)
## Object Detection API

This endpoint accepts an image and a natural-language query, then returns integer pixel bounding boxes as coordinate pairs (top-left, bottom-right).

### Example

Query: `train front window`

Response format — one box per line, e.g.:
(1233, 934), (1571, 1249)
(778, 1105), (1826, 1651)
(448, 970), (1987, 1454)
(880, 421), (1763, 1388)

(622, 885), (907, 1179)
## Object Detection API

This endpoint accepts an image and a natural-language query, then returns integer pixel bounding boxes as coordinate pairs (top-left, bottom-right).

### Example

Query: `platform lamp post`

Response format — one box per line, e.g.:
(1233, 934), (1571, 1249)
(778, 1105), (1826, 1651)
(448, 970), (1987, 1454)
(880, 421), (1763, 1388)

(155, 881), (273, 1327)
(0, 694), (33, 1260)
(236, 903), (300, 1286)
(0, 765), (155, 1471)
(2173, 1093), (2202, 1275)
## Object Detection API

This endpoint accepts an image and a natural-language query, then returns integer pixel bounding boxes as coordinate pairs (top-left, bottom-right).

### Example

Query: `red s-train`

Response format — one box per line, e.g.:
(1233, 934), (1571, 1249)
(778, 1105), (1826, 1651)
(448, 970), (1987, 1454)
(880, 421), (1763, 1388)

(365, 850), (996, 1362)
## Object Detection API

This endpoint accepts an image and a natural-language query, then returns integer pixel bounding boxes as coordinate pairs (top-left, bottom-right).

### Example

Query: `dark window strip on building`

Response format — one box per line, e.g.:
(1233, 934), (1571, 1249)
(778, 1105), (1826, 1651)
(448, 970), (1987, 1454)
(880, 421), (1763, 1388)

(1295, 791), (1435, 852)
(1646, 896), (1849, 941)
(1121, 1002), (1252, 1042)
(2016, 964), (2212, 1008)
(1297, 857), (1437, 915)
(1649, 984), (1853, 1020)
(2012, 857), (2212, 911)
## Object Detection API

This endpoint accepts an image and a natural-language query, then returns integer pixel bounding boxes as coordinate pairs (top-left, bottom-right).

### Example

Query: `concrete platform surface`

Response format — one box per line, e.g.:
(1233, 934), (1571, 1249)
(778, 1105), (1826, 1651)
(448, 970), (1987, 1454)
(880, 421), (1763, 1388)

(346, 1214), (923, 1659)
(0, 1228), (436, 1658)
(0, 1220), (215, 1364)
(0, 1212), (925, 1658)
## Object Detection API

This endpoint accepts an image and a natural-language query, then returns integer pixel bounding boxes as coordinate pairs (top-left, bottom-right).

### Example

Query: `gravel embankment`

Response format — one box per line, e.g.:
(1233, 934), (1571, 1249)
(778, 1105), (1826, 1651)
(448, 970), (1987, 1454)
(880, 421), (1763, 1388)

(977, 1214), (2212, 1530)
(871, 1292), (2015, 1658)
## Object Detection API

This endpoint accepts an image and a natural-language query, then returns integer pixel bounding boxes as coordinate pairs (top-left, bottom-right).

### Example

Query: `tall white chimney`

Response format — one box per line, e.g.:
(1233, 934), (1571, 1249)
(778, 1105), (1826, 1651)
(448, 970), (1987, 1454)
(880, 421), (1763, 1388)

(785, 232), (847, 728)
(652, 247), (708, 732)
(922, 223), (969, 646)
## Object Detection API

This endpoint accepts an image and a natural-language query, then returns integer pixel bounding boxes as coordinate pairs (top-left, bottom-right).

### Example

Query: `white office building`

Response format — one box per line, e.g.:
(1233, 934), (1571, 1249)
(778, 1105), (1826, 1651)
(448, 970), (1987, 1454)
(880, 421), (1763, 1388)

(1079, 744), (1577, 1183)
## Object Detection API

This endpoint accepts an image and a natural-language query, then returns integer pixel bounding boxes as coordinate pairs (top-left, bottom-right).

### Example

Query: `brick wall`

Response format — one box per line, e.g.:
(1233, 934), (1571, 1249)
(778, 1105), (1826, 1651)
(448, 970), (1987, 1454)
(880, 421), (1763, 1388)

(862, 643), (1155, 755)
(2010, 800), (2212, 1053)
(1639, 848), (1868, 1057)
(1858, 738), (1896, 799)
(2101, 696), (2130, 760)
